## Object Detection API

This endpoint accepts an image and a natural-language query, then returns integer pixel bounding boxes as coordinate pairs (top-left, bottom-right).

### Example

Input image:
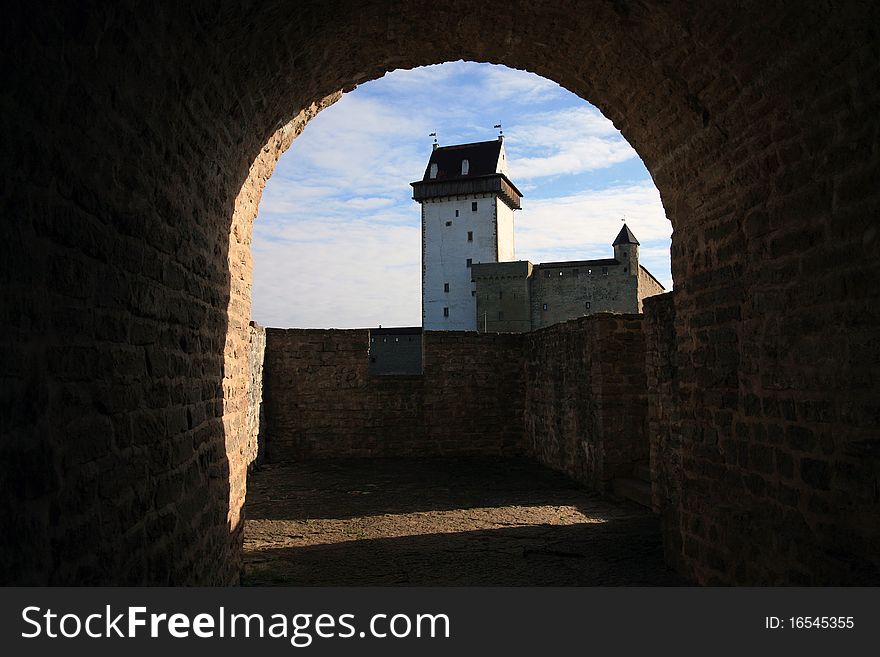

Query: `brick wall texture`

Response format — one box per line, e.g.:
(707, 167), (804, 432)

(246, 323), (267, 466)
(644, 293), (683, 571)
(261, 316), (649, 494)
(523, 315), (649, 490)
(263, 330), (525, 459)
(3, 1), (878, 585)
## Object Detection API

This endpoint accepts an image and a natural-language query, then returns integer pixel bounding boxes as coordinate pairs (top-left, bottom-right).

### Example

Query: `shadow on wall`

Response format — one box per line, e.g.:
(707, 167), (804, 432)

(0, 140), (240, 584)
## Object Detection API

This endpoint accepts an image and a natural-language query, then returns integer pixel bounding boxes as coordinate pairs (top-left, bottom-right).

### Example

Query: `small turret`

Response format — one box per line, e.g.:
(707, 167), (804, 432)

(612, 223), (639, 276)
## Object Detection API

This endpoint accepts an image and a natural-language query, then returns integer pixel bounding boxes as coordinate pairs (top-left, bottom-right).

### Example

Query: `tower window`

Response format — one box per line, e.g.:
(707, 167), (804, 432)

(461, 159), (469, 175)
(429, 163), (438, 179)
(498, 311), (504, 320)
(444, 282), (449, 292)
(602, 267), (608, 276)
(466, 258), (472, 268)
(467, 231), (473, 242)
(455, 210), (459, 217)
(443, 307), (449, 317)
(471, 290), (476, 296)
(445, 220), (452, 226)
(559, 271), (564, 276)
(585, 301), (591, 310)
(624, 267), (628, 272)
(545, 270), (551, 278)
(542, 303), (548, 311)
(471, 201), (478, 211)
(499, 290), (503, 299)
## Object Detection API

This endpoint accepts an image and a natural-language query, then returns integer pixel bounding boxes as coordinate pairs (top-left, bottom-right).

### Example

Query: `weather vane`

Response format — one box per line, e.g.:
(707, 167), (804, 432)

(494, 123), (503, 137)
(429, 132), (437, 145)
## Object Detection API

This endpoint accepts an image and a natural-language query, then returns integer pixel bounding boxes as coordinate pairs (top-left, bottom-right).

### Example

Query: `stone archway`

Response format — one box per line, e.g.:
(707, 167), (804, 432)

(2, 1), (877, 584)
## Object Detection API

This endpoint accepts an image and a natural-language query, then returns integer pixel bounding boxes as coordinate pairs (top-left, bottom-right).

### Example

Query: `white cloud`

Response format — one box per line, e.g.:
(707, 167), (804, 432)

(515, 182), (671, 267)
(478, 65), (562, 103)
(506, 106), (637, 180)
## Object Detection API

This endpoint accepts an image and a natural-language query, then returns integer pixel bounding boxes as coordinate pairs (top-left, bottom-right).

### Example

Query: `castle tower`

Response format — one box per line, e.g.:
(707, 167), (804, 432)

(612, 223), (640, 278)
(411, 138), (523, 330)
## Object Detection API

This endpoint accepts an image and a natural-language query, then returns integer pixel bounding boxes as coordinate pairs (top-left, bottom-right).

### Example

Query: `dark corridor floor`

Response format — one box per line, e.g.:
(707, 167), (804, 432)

(242, 457), (685, 586)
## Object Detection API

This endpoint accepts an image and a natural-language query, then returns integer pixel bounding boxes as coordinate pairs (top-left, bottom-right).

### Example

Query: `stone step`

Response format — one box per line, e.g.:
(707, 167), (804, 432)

(612, 477), (653, 508)
(634, 462), (652, 483)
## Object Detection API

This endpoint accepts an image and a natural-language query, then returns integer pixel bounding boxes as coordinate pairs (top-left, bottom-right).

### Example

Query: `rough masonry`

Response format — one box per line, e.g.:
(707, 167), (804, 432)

(260, 315), (652, 505)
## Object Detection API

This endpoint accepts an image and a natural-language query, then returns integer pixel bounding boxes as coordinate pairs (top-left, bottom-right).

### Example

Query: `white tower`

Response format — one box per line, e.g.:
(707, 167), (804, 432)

(411, 138), (523, 330)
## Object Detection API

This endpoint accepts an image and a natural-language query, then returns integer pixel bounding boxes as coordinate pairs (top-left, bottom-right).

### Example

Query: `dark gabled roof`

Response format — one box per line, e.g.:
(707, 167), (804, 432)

(422, 140), (502, 182)
(612, 223), (640, 246)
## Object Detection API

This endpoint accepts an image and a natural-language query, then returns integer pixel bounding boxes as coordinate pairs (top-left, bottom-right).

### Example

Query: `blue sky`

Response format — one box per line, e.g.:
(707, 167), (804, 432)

(252, 62), (672, 328)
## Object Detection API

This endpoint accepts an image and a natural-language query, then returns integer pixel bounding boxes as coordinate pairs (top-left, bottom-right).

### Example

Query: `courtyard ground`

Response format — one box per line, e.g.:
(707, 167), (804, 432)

(242, 456), (685, 586)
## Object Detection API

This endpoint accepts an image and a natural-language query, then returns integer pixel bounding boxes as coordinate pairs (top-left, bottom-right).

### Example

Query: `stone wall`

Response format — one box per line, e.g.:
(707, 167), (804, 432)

(222, 95), (340, 572)
(263, 329), (525, 460)
(472, 261), (533, 333)
(637, 268), (666, 311)
(246, 322), (267, 466)
(644, 293), (683, 570)
(523, 315), (649, 491)
(531, 261), (639, 328)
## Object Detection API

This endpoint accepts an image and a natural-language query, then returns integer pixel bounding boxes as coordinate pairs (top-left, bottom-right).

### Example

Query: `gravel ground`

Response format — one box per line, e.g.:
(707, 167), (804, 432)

(242, 457), (685, 586)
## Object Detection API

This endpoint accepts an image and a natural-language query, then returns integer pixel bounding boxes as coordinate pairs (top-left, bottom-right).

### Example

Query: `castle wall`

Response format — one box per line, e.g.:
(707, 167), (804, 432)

(643, 293), (683, 570)
(473, 261), (532, 332)
(530, 261), (639, 329)
(260, 318), (648, 500)
(638, 267), (667, 312)
(246, 322), (267, 467)
(523, 315), (649, 491)
(262, 329), (525, 459)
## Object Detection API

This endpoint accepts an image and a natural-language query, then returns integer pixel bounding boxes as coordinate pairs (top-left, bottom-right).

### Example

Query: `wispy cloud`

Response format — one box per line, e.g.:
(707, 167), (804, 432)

(506, 106), (637, 180)
(516, 182), (670, 253)
(479, 65), (563, 103)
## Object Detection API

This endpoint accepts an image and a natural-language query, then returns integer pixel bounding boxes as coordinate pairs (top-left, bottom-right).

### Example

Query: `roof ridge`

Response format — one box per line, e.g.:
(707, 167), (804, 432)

(612, 223), (640, 245)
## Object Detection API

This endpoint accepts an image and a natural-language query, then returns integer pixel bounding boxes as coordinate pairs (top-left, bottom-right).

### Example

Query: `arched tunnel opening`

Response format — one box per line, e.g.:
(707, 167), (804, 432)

(239, 60), (679, 586)
(2, 1), (878, 586)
